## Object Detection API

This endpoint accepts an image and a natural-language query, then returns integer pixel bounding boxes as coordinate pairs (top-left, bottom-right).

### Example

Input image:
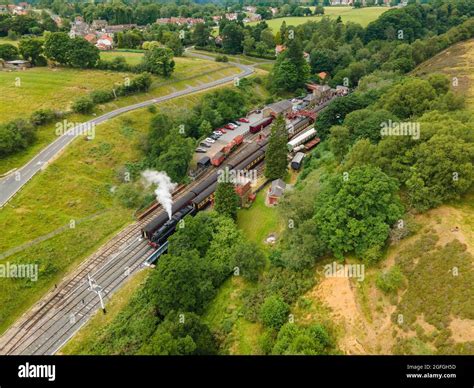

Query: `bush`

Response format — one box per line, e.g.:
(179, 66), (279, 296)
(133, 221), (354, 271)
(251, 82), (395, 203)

(72, 96), (94, 114)
(116, 73), (152, 96)
(259, 295), (290, 329)
(0, 119), (36, 157)
(376, 266), (404, 294)
(30, 109), (57, 126)
(115, 184), (142, 209)
(215, 55), (228, 62)
(90, 89), (115, 104)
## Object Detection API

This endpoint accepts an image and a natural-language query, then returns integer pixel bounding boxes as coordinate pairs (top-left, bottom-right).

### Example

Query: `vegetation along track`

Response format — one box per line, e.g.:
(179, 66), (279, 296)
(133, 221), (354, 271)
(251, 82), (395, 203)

(0, 92), (332, 355)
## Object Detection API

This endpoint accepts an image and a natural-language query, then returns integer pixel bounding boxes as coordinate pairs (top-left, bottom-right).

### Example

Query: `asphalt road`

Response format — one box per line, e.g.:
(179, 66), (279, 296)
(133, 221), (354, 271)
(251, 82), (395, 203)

(0, 51), (254, 207)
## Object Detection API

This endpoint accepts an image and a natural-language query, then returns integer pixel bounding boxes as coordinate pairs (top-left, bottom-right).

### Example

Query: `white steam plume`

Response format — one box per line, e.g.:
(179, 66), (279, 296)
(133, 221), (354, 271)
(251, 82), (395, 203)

(141, 170), (177, 220)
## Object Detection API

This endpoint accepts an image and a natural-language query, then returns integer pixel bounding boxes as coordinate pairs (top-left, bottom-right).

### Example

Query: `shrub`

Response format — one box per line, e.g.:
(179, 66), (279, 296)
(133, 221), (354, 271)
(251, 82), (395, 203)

(215, 55), (228, 62)
(376, 265), (404, 294)
(30, 109), (57, 126)
(72, 96), (94, 114)
(259, 295), (290, 329)
(90, 89), (115, 104)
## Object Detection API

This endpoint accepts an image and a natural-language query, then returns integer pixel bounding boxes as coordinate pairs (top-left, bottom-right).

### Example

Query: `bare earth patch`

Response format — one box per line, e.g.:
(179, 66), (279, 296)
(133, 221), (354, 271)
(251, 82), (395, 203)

(449, 318), (474, 343)
(308, 203), (473, 354)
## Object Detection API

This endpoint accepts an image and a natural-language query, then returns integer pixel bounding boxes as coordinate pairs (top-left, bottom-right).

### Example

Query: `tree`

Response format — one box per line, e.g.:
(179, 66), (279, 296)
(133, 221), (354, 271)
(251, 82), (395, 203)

(192, 23), (210, 47)
(379, 78), (437, 118)
(343, 108), (399, 143)
(43, 32), (70, 64)
(221, 22), (243, 54)
(140, 311), (217, 355)
(152, 129), (194, 183)
(214, 179), (239, 220)
(152, 249), (215, 315)
(166, 33), (184, 56)
(0, 43), (19, 60)
(233, 241), (266, 282)
(269, 38), (309, 92)
(314, 5), (325, 15)
(265, 115), (288, 180)
(18, 38), (45, 66)
(328, 125), (351, 162)
(259, 295), (290, 329)
(405, 134), (474, 211)
(313, 165), (404, 260)
(272, 323), (332, 355)
(67, 37), (99, 68)
(142, 47), (175, 77)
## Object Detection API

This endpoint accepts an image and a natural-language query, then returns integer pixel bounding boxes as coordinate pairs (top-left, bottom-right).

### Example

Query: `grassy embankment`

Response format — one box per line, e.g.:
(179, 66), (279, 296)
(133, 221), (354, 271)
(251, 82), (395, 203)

(0, 54), (239, 174)
(0, 86), (219, 335)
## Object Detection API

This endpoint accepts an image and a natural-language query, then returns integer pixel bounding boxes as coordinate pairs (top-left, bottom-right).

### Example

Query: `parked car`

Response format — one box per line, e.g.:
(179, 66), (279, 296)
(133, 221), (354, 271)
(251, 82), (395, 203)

(238, 118), (249, 123)
(213, 130), (223, 136)
(224, 123), (234, 130)
(200, 142), (211, 148)
(210, 134), (220, 140)
(205, 137), (215, 143)
(195, 148), (207, 153)
(232, 121), (241, 126)
(217, 127), (227, 133)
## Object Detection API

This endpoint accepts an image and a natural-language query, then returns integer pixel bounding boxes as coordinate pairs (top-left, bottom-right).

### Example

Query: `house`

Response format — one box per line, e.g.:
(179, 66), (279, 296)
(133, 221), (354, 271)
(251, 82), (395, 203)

(225, 13), (238, 21)
(235, 181), (252, 207)
(317, 71), (328, 80)
(69, 17), (93, 38)
(92, 19), (108, 30)
(275, 44), (286, 56)
(244, 6), (257, 13)
(84, 33), (97, 44)
(3, 60), (31, 70)
(266, 179), (286, 206)
(306, 83), (333, 102)
(156, 18), (203, 26)
(270, 7), (279, 16)
(96, 35), (114, 50)
(263, 100), (293, 118)
(104, 24), (137, 35)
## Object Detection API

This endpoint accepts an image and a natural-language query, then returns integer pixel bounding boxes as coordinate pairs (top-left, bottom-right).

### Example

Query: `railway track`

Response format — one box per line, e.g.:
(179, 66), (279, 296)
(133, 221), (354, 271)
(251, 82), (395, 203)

(0, 137), (270, 355)
(0, 97), (334, 355)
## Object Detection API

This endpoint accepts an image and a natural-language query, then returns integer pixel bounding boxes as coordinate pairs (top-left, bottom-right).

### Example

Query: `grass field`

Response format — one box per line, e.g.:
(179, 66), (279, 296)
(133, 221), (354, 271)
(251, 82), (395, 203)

(248, 6), (388, 31)
(237, 187), (282, 250)
(0, 89), (207, 335)
(99, 50), (144, 65)
(0, 57), (239, 175)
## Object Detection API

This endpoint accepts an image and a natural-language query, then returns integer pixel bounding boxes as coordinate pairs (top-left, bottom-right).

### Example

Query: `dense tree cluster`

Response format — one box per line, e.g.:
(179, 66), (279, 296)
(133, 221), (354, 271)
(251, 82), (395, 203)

(79, 211), (266, 355)
(44, 32), (99, 68)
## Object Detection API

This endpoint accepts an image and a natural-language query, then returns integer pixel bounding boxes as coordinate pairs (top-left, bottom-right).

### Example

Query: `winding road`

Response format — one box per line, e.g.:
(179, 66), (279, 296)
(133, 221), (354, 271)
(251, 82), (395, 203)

(0, 50), (254, 207)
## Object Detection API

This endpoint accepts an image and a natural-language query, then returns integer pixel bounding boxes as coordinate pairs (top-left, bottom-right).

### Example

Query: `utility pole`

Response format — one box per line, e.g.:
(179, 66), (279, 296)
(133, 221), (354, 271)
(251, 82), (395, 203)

(88, 274), (106, 314)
